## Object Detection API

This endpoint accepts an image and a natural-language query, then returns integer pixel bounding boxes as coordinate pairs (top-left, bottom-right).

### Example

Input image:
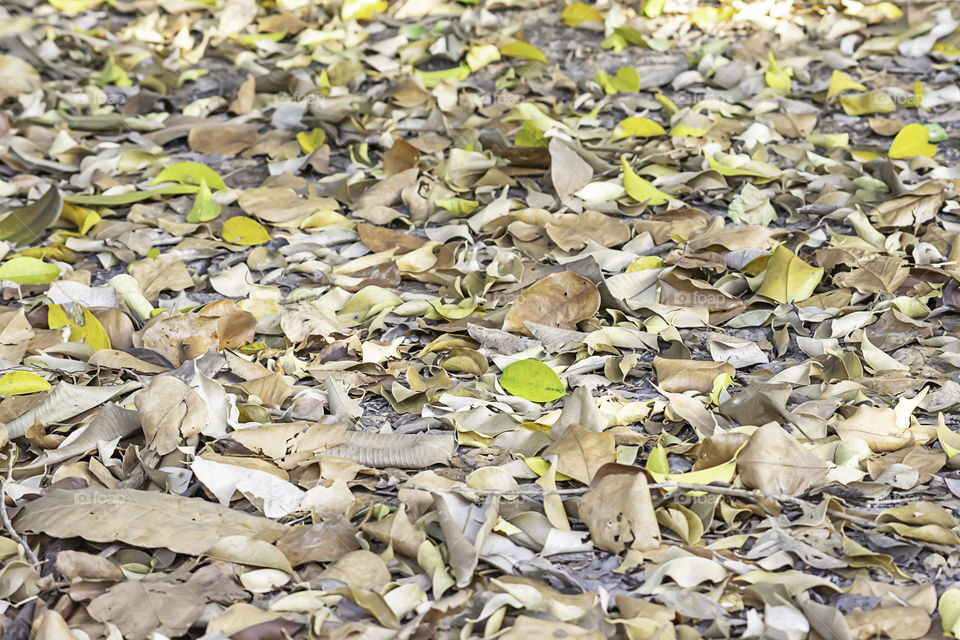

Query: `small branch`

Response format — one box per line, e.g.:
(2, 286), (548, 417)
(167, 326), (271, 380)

(1, 466), (40, 566)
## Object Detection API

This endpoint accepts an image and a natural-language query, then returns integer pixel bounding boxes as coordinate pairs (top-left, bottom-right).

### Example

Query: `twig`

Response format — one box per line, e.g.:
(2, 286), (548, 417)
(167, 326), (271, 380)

(408, 481), (879, 529)
(1, 465), (40, 566)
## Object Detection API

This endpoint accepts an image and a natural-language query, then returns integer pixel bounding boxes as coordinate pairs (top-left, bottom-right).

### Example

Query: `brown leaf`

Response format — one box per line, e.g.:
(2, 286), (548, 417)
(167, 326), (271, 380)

(502, 270), (600, 336)
(737, 423), (828, 495)
(135, 375), (207, 454)
(542, 423), (615, 484)
(580, 469), (660, 552)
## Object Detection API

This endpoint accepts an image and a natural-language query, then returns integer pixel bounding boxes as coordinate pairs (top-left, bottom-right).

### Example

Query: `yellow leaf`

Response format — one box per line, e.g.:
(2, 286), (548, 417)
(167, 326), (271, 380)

(826, 70), (866, 99)
(0, 371), (50, 396)
(756, 245), (824, 304)
(840, 91), (895, 116)
(221, 217), (271, 245)
(888, 123), (936, 159)
(626, 256), (663, 271)
(416, 66), (470, 89)
(341, 0), (386, 21)
(669, 124), (708, 138)
(49, 0), (102, 13)
(297, 128), (326, 154)
(499, 41), (547, 64)
(655, 93), (679, 116)
(621, 157), (670, 206)
(465, 44), (501, 71)
(561, 2), (604, 26)
(59, 204), (101, 235)
(521, 456), (573, 482)
(615, 117), (666, 138)
(807, 133), (849, 148)
(764, 53), (791, 93)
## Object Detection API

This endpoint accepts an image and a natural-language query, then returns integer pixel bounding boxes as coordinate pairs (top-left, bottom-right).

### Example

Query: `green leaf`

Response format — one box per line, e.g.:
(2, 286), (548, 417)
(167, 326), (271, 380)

(297, 128), (327, 154)
(756, 245), (823, 304)
(186, 178), (222, 223)
(622, 156), (670, 205)
(221, 216), (271, 245)
(925, 123), (948, 143)
(0, 371), (50, 396)
(561, 2), (604, 26)
(416, 66), (470, 89)
(151, 162), (226, 190)
(939, 589), (960, 637)
(499, 359), (565, 403)
(0, 186), (62, 247)
(0, 256), (61, 284)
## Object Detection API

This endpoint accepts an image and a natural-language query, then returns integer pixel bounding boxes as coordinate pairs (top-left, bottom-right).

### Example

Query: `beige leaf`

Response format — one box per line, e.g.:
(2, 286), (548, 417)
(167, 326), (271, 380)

(654, 356), (736, 394)
(542, 423), (615, 484)
(545, 210), (630, 252)
(129, 253), (194, 301)
(14, 488), (287, 554)
(737, 423), (828, 495)
(135, 375), (207, 454)
(503, 270), (601, 336)
(579, 471), (660, 552)
(835, 405), (913, 452)
(549, 138), (593, 201)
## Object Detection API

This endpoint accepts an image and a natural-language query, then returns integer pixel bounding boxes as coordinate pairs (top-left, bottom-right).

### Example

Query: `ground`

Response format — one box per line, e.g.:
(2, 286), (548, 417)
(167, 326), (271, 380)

(0, 0), (960, 638)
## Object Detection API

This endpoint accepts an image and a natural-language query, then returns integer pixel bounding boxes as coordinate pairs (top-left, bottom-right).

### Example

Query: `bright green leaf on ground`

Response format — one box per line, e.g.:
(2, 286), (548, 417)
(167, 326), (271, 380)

(151, 162), (226, 190)
(925, 123), (948, 143)
(222, 216), (271, 245)
(642, 0), (667, 18)
(0, 256), (61, 284)
(186, 178), (221, 224)
(94, 52), (131, 88)
(499, 41), (547, 64)
(594, 67), (640, 94)
(561, 2), (604, 26)
(827, 70), (866, 99)
(0, 371), (50, 396)
(888, 123), (936, 159)
(622, 157), (670, 205)
(64, 184), (199, 206)
(756, 245), (824, 304)
(499, 359), (565, 403)
(615, 117), (666, 138)
(297, 128), (326, 154)
(515, 121), (547, 147)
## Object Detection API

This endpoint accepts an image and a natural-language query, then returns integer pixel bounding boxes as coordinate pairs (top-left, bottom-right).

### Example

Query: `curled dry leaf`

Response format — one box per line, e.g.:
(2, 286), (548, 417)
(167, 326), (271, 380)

(579, 469), (660, 552)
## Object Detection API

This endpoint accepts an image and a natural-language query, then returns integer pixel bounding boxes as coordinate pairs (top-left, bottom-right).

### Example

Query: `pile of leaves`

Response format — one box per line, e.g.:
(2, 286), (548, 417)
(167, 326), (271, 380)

(1, 0), (960, 637)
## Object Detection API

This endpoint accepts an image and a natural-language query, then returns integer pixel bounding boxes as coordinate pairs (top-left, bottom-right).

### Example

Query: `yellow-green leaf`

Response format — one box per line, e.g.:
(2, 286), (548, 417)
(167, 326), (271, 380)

(221, 216), (271, 245)
(756, 245), (824, 304)
(466, 44), (501, 71)
(151, 162), (226, 190)
(888, 123), (937, 159)
(0, 257), (61, 284)
(297, 128), (326, 154)
(436, 198), (479, 215)
(499, 359), (565, 403)
(622, 157), (670, 206)
(615, 117), (666, 138)
(186, 178), (221, 224)
(940, 588), (960, 637)
(765, 53), (791, 93)
(0, 371), (50, 396)
(669, 124), (708, 138)
(499, 41), (547, 64)
(416, 66), (470, 89)
(561, 2), (604, 26)
(840, 91), (895, 116)
(0, 186), (62, 247)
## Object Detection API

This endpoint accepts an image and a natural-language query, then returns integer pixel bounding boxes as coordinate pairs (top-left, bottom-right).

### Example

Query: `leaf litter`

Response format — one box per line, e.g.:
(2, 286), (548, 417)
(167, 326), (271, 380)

(0, 0), (959, 638)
